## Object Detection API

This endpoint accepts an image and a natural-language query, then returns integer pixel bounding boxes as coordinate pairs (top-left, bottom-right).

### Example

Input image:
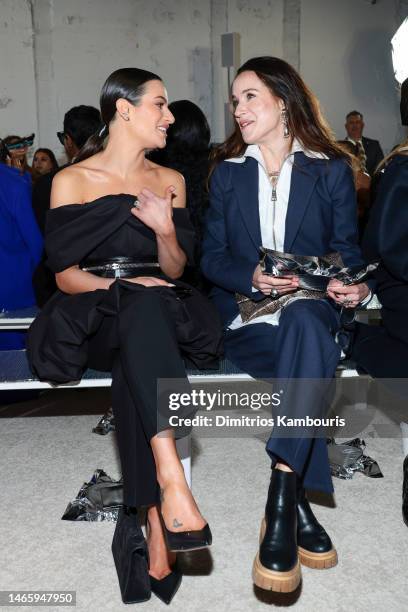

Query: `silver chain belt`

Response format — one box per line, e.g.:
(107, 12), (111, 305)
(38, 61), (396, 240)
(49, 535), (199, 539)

(81, 262), (160, 278)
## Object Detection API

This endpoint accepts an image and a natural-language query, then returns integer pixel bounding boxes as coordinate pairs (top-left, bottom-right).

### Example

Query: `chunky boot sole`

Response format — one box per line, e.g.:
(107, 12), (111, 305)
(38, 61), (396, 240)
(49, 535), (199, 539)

(254, 518), (301, 593)
(252, 553), (301, 593)
(297, 545), (338, 569)
(261, 517), (337, 570)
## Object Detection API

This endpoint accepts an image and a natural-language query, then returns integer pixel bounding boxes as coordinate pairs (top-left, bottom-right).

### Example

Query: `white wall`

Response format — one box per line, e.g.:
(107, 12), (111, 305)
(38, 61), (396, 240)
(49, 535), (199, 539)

(300, 0), (405, 152)
(0, 0), (38, 140)
(0, 0), (406, 161)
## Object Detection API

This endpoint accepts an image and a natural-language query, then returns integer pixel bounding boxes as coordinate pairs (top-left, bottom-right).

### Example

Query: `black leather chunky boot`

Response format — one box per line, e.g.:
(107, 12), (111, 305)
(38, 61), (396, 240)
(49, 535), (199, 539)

(252, 469), (301, 593)
(296, 481), (338, 569)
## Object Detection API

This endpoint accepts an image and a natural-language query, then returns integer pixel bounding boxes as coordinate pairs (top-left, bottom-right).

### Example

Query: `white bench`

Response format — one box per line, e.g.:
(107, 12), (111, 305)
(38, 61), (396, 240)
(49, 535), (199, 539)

(0, 297), (383, 388)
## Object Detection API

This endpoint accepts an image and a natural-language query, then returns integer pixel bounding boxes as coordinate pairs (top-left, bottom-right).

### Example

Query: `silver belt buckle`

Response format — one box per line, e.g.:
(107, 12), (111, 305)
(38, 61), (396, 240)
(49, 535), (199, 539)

(111, 262), (121, 279)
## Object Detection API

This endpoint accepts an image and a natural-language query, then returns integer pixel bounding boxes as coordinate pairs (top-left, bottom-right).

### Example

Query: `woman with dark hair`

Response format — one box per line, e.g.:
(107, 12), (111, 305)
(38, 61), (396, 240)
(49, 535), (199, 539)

(149, 100), (211, 270)
(32, 148), (59, 180)
(27, 68), (222, 605)
(202, 56), (370, 593)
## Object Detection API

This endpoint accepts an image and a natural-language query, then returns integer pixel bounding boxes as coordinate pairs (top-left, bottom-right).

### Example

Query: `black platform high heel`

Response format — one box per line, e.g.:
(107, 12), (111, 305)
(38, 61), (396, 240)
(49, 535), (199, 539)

(159, 510), (212, 552)
(111, 507), (151, 604)
(150, 567), (182, 605)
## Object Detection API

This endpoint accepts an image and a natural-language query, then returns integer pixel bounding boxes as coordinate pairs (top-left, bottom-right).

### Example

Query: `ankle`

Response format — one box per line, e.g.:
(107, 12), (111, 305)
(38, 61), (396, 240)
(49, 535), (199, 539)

(157, 465), (187, 491)
(275, 462), (293, 473)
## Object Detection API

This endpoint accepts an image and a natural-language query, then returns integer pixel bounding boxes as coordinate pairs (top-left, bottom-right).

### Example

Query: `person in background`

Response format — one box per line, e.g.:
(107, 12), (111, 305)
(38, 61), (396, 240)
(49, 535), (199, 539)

(3, 134), (34, 177)
(32, 105), (101, 306)
(32, 148), (59, 181)
(0, 139), (43, 349)
(351, 76), (408, 526)
(337, 138), (372, 239)
(149, 100), (211, 290)
(344, 111), (384, 176)
(32, 106), (101, 234)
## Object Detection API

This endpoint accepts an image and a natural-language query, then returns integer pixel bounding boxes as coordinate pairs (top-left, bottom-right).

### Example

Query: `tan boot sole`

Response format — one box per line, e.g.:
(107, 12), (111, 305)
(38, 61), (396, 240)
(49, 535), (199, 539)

(260, 518), (338, 570)
(298, 546), (338, 569)
(252, 553), (301, 593)
(254, 518), (301, 593)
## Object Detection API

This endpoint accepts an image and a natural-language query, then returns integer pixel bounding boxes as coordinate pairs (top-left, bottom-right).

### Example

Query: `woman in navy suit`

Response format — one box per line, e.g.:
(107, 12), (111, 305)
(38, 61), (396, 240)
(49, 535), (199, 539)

(201, 57), (370, 593)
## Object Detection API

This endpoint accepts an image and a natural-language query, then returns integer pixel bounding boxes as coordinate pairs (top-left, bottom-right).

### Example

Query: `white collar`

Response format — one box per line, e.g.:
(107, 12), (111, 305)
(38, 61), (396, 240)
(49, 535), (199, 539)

(225, 139), (328, 164)
(346, 136), (362, 145)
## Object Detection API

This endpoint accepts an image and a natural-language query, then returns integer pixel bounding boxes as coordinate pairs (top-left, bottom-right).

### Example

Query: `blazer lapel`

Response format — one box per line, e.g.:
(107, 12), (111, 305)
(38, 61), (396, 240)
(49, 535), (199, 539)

(284, 153), (319, 252)
(230, 157), (262, 251)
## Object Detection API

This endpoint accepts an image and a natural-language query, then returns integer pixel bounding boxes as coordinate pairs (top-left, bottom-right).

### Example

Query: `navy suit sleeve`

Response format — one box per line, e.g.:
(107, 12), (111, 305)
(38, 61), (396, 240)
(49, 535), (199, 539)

(363, 159), (408, 281)
(327, 160), (365, 268)
(201, 164), (258, 296)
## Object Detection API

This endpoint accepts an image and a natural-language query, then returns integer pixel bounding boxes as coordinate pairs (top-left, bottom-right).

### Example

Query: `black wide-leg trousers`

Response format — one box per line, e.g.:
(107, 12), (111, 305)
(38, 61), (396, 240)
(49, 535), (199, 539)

(87, 290), (189, 507)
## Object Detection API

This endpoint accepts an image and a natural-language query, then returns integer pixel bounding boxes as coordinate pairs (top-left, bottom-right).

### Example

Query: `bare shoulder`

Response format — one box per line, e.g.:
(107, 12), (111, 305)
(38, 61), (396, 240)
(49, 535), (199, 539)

(149, 163), (186, 208)
(50, 165), (88, 208)
(159, 165), (185, 185)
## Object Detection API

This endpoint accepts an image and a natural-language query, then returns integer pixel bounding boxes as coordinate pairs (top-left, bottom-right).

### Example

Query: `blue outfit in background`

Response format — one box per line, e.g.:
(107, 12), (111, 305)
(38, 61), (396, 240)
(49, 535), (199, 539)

(201, 153), (365, 493)
(0, 164), (43, 349)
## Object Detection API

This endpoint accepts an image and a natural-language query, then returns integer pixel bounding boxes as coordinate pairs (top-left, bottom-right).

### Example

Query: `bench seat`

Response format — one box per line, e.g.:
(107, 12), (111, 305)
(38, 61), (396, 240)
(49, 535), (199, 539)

(0, 349), (360, 390)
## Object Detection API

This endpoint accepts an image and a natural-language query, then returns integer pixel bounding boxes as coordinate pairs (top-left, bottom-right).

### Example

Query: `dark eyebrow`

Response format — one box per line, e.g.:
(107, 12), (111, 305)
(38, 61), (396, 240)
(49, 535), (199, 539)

(231, 88), (259, 98)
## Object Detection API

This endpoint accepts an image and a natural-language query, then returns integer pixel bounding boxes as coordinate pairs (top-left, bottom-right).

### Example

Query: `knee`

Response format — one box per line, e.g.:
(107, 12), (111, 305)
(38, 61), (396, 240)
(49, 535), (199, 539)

(280, 301), (337, 348)
(118, 289), (170, 332)
(120, 288), (165, 313)
(282, 301), (325, 330)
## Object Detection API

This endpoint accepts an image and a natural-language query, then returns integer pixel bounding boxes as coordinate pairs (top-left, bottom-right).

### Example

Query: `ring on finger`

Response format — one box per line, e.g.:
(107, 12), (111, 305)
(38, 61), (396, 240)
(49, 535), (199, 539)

(270, 288), (279, 298)
(133, 198), (141, 209)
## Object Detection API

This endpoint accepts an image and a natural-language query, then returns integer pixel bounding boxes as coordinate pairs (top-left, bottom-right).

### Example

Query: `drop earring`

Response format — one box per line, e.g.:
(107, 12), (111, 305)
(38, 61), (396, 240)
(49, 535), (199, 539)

(281, 108), (290, 138)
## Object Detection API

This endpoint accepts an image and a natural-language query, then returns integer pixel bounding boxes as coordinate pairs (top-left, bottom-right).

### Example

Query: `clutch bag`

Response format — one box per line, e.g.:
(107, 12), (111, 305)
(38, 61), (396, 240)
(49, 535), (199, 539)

(236, 248), (377, 323)
(112, 508), (151, 603)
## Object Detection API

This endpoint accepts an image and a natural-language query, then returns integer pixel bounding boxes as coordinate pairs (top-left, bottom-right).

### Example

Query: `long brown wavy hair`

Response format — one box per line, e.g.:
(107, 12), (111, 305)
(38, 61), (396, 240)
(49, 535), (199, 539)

(210, 56), (351, 174)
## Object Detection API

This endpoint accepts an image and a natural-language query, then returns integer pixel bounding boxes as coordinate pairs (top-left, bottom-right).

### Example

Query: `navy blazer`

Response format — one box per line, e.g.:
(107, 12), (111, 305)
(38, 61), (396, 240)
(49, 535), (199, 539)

(201, 152), (366, 326)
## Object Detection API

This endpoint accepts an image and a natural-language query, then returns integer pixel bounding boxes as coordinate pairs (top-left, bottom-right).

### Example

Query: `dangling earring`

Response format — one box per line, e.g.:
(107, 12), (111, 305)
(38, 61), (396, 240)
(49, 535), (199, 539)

(281, 107), (290, 138)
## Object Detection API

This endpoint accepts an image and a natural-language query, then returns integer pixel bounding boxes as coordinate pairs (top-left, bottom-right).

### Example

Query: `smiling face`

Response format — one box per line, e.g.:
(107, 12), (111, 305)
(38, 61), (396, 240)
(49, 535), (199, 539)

(121, 79), (175, 149)
(231, 70), (285, 145)
(33, 151), (54, 174)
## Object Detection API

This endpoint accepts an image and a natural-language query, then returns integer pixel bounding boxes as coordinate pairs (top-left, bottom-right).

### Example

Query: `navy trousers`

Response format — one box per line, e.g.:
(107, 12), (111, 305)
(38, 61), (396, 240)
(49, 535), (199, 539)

(224, 299), (341, 493)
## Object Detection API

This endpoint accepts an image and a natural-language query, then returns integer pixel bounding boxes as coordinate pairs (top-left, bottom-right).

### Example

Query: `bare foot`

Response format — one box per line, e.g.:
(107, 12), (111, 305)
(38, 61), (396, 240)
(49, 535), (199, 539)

(159, 474), (207, 533)
(146, 506), (176, 580)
